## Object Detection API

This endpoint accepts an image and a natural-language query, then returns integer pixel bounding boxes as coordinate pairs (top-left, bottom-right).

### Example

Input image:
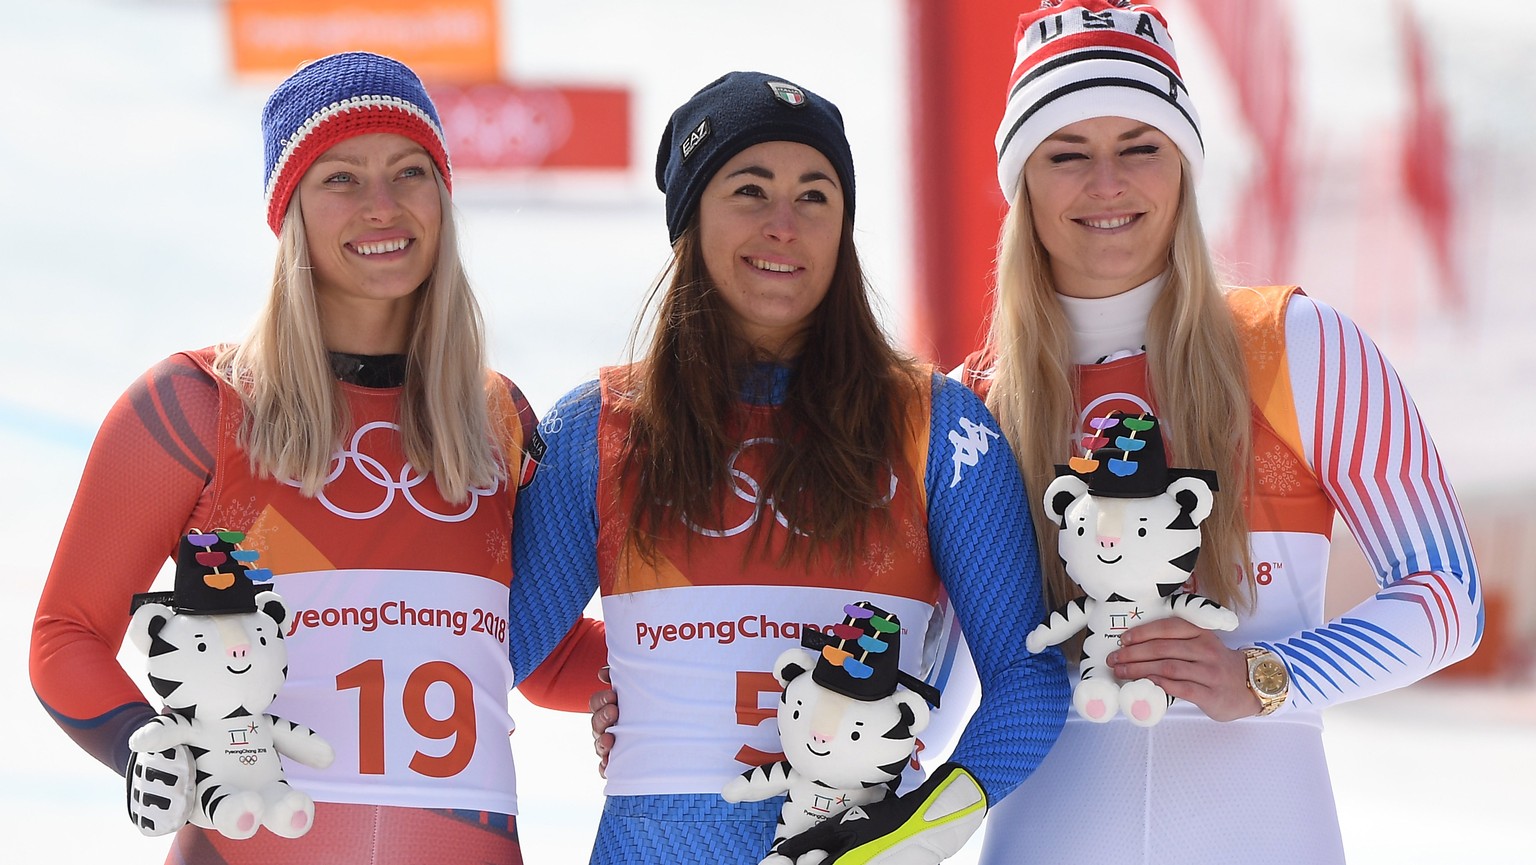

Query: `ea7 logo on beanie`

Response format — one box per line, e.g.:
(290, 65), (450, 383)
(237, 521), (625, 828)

(680, 118), (711, 161)
(767, 81), (807, 107)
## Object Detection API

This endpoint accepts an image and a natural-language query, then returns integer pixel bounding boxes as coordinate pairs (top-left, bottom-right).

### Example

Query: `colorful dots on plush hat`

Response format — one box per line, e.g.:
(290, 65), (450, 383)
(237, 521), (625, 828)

(261, 51), (452, 234)
(801, 601), (940, 707)
(1063, 411), (1218, 498)
(655, 71), (856, 242)
(995, 0), (1203, 203)
(137, 529), (273, 616)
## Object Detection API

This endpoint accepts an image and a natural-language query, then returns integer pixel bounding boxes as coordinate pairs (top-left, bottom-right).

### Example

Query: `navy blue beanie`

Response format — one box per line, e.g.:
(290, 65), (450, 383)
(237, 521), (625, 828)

(655, 71), (856, 243)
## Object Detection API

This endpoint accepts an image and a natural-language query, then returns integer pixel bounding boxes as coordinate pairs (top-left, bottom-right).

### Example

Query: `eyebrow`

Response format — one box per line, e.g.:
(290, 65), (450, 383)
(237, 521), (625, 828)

(725, 165), (838, 186)
(313, 147), (429, 167)
(1046, 124), (1159, 144)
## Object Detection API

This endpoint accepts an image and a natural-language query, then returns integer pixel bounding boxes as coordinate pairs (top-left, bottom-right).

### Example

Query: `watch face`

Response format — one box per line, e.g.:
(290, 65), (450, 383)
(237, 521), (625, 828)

(1253, 659), (1288, 697)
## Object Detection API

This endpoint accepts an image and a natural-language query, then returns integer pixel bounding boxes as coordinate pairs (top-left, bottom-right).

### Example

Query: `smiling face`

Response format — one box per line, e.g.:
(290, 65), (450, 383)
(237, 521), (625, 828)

(776, 668), (922, 791)
(697, 140), (844, 358)
(133, 604), (289, 716)
(1022, 116), (1183, 299)
(296, 132), (442, 350)
(1048, 483), (1207, 603)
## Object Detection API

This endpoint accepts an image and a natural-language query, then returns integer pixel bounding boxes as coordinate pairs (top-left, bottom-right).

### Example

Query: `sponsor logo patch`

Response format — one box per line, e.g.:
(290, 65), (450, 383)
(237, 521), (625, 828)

(767, 80), (807, 107)
(948, 416), (1001, 488)
(520, 427), (547, 489)
(681, 117), (711, 161)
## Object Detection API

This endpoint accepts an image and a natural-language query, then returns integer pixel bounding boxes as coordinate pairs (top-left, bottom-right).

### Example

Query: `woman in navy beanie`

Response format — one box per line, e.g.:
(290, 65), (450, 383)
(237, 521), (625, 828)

(30, 52), (606, 864)
(508, 70), (1068, 864)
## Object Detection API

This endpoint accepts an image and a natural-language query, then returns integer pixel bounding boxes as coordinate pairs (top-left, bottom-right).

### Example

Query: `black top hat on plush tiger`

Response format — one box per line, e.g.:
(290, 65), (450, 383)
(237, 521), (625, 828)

(655, 70), (855, 243)
(1060, 411), (1218, 498)
(800, 601), (941, 707)
(130, 529), (275, 616)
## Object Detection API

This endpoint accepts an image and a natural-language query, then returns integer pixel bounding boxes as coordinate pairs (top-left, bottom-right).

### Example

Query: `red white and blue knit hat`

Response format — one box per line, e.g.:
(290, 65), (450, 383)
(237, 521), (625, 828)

(261, 52), (452, 234)
(994, 0), (1202, 204)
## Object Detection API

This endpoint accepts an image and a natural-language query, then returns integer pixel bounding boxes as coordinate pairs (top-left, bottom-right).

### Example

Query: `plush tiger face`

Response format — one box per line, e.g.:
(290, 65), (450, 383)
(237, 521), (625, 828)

(1045, 474), (1216, 602)
(128, 591), (290, 720)
(773, 648), (929, 791)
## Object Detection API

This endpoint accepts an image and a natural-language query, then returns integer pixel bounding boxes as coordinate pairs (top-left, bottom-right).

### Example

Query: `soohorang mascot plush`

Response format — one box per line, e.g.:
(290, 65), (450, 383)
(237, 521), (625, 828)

(1027, 412), (1239, 727)
(125, 530), (333, 839)
(723, 601), (983, 865)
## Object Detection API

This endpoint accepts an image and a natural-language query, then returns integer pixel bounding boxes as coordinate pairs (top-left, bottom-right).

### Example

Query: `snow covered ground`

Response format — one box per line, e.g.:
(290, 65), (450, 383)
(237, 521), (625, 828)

(3, 1), (1530, 862)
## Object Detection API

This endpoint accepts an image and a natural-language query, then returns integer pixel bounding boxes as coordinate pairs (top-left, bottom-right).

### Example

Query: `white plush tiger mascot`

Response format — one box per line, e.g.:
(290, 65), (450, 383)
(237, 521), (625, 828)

(722, 602), (943, 865)
(1027, 412), (1238, 727)
(126, 530), (333, 839)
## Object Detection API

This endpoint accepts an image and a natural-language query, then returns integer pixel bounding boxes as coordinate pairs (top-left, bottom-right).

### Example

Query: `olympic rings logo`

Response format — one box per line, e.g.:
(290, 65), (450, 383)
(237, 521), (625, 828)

(238, 754), (259, 766)
(540, 407), (563, 436)
(680, 437), (898, 539)
(290, 421), (497, 522)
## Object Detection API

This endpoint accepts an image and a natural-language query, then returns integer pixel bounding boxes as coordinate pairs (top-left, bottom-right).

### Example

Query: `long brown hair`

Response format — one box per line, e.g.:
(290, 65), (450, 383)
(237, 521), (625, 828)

(985, 161), (1255, 613)
(621, 211), (923, 568)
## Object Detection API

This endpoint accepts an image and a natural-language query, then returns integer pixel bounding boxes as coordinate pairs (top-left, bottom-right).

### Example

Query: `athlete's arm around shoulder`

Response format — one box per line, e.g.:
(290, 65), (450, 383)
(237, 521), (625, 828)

(1273, 293), (1481, 703)
(485, 372), (609, 711)
(508, 379), (607, 689)
(30, 352), (221, 774)
(922, 373), (1070, 803)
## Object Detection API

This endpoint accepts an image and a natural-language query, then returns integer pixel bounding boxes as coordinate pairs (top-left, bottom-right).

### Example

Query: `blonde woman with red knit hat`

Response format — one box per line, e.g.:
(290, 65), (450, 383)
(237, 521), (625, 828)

(29, 52), (605, 864)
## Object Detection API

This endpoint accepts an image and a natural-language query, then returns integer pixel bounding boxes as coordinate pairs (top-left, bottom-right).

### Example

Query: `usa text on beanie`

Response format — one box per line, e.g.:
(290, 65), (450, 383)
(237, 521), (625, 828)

(655, 71), (855, 243)
(261, 52), (452, 235)
(995, 0), (1202, 204)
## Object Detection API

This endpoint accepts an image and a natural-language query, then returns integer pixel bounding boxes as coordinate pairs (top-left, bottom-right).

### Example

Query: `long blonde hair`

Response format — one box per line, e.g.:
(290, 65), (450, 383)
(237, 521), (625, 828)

(215, 176), (505, 502)
(985, 161), (1255, 612)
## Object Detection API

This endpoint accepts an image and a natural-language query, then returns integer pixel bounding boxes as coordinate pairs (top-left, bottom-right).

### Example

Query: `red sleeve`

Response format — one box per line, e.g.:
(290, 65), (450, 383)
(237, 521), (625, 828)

(29, 353), (219, 774)
(515, 617), (608, 712)
(492, 373), (541, 491)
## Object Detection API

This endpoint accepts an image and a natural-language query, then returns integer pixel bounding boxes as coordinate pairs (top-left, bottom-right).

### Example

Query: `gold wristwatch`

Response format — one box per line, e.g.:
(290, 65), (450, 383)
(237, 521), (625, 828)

(1242, 647), (1289, 716)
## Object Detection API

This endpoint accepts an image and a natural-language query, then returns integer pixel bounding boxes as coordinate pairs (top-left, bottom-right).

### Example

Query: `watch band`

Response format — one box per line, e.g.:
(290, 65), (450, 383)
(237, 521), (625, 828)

(1242, 647), (1288, 717)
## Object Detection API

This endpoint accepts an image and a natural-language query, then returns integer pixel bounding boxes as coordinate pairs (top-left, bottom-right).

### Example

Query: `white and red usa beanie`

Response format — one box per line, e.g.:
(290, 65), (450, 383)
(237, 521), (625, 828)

(261, 52), (451, 235)
(994, 0), (1202, 204)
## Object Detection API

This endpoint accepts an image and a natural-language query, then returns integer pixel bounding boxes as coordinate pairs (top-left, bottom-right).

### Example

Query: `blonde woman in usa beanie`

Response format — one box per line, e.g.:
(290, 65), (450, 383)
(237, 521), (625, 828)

(957, 2), (1481, 863)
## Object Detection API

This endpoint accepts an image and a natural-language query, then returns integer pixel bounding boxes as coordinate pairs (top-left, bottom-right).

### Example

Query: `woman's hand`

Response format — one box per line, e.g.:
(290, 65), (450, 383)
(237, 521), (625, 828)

(1108, 617), (1261, 721)
(589, 668), (618, 778)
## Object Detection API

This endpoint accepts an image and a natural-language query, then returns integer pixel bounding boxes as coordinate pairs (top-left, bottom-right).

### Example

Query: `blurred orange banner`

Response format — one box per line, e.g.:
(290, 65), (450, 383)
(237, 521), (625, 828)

(431, 83), (631, 170)
(227, 0), (500, 82)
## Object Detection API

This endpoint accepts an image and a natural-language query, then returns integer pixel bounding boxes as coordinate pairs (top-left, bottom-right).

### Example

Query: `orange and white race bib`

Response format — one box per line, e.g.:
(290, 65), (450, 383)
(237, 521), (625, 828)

(600, 585), (937, 796)
(268, 568), (518, 813)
